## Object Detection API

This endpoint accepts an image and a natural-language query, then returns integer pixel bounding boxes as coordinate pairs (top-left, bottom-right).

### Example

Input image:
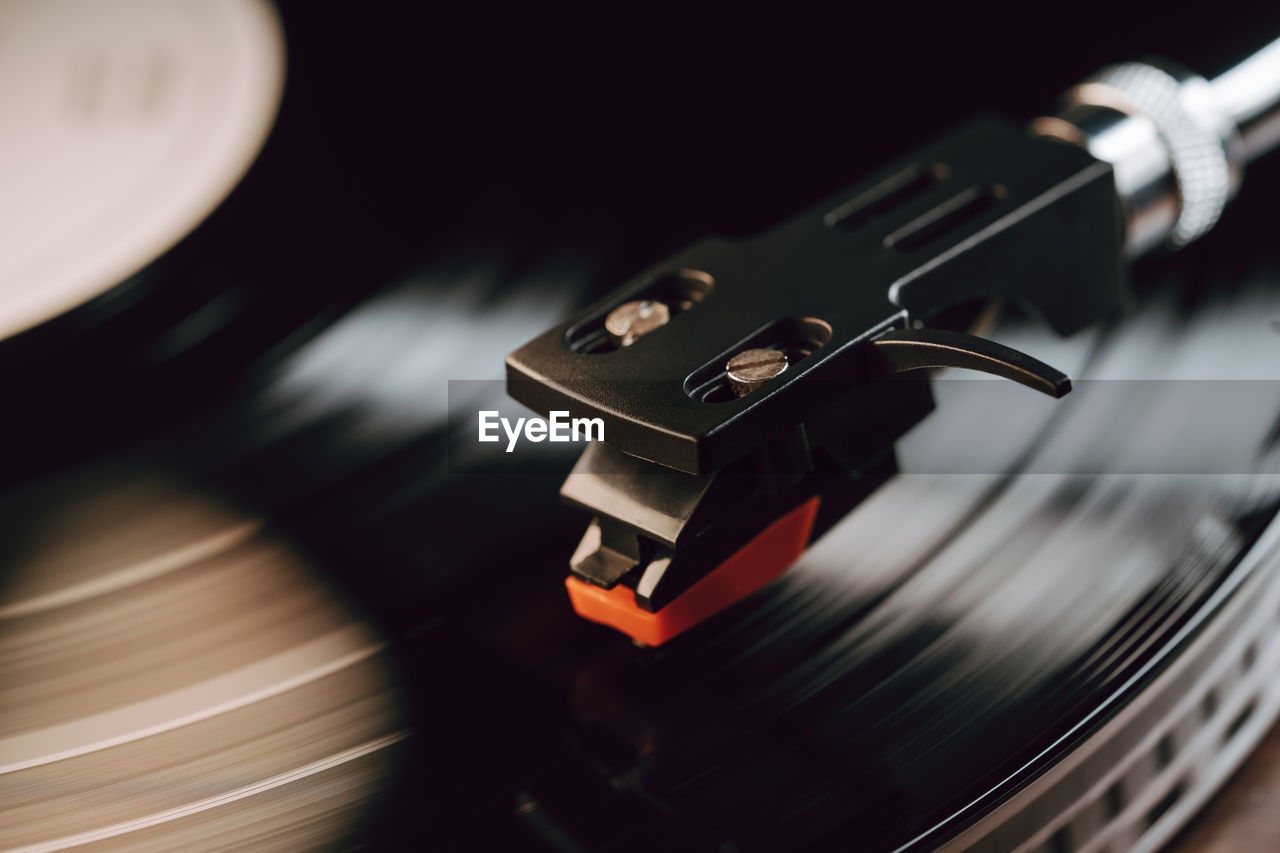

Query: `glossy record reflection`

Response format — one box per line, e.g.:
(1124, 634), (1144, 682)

(0, 462), (407, 850)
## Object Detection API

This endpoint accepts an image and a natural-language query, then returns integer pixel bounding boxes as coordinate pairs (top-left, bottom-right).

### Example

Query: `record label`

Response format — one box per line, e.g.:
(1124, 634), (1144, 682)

(0, 0), (284, 341)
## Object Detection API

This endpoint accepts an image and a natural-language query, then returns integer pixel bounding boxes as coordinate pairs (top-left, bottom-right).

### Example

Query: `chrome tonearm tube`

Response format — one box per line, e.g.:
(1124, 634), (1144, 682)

(1035, 37), (1280, 255)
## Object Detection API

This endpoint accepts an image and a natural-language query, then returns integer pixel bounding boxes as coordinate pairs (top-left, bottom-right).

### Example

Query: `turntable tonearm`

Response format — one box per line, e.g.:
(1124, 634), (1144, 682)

(508, 37), (1280, 646)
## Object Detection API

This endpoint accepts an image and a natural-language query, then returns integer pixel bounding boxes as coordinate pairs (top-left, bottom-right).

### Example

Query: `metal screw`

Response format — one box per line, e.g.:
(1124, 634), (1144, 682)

(605, 299), (670, 347)
(726, 348), (788, 396)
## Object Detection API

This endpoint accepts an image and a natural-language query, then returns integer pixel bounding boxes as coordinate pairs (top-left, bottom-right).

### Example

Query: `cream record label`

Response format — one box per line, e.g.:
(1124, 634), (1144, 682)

(0, 0), (284, 342)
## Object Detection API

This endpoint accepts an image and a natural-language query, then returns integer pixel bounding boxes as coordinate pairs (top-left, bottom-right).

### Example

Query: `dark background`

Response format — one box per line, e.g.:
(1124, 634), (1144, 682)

(277, 0), (1280, 293)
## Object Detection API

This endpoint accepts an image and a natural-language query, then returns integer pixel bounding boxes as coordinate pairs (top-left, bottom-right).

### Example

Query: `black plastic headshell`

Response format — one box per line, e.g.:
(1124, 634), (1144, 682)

(506, 116), (1126, 641)
(507, 117), (1123, 477)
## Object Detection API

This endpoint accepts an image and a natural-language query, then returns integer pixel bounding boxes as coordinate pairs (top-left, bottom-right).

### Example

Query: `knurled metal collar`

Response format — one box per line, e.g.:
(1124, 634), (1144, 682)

(1072, 62), (1241, 246)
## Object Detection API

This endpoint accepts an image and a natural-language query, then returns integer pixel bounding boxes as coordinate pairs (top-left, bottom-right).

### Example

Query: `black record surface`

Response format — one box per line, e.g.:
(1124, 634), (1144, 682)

(147, 99), (1280, 853)
(344, 251), (1280, 850)
(5, 1), (1280, 850)
(161, 4), (1280, 849)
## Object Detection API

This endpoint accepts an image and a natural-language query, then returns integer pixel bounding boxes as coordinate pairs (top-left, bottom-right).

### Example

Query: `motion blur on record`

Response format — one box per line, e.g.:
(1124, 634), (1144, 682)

(2, 1), (1280, 851)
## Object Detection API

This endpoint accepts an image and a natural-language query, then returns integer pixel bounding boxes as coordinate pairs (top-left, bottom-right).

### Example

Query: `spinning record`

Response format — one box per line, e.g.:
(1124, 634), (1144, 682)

(3, 1), (1280, 851)
(363, 218), (1280, 851)
(0, 459), (408, 850)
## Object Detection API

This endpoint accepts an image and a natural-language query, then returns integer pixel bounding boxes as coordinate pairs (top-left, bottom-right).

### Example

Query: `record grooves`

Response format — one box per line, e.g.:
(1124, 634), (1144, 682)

(4, 2), (1280, 851)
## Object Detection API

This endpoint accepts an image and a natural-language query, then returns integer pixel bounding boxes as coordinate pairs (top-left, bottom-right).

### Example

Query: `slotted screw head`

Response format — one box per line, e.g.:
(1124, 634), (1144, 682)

(726, 348), (788, 396)
(605, 299), (670, 347)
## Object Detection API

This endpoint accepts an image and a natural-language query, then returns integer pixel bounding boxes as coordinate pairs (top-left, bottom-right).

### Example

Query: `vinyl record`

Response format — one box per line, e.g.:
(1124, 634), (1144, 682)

(3, 2), (1280, 851)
